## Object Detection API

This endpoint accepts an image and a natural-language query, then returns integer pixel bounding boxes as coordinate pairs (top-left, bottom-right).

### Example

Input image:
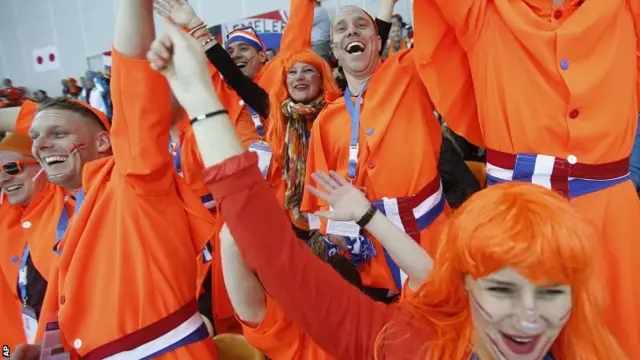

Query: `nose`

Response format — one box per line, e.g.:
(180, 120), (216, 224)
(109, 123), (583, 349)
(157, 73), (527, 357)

(347, 25), (361, 37)
(517, 289), (540, 325)
(33, 137), (53, 154)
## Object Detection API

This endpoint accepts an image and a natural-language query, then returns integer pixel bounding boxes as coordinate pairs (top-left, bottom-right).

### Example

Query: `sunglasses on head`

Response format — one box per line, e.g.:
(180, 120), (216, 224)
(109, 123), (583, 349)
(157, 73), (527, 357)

(1, 158), (39, 176)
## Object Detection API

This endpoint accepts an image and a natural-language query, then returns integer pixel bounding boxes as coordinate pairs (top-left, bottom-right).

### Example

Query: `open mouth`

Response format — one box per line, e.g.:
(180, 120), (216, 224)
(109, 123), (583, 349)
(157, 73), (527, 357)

(293, 84), (309, 91)
(500, 332), (541, 355)
(4, 184), (24, 193)
(42, 155), (70, 169)
(345, 41), (366, 54)
(235, 61), (247, 69)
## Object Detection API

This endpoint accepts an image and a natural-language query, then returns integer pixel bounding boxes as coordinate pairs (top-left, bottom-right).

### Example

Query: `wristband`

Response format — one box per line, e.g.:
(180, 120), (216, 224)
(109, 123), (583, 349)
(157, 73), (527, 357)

(190, 110), (228, 126)
(356, 205), (377, 228)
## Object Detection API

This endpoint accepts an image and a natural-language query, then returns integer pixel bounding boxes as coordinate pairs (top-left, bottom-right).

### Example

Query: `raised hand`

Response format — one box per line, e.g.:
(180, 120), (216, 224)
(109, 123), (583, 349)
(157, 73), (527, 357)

(305, 171), (371, 222)
(147, 20), (212, 113)
(153, 0), (199, 27)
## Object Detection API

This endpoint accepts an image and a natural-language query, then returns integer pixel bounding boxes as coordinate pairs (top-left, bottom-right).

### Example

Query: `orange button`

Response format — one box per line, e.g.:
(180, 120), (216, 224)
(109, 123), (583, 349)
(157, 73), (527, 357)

(553, 10), (563, 19)
(569, 109), (579, 119)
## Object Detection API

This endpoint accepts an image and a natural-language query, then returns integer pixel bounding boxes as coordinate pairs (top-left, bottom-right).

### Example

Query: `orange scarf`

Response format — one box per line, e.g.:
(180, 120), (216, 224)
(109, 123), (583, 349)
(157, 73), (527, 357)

(386, 39), (408, 56)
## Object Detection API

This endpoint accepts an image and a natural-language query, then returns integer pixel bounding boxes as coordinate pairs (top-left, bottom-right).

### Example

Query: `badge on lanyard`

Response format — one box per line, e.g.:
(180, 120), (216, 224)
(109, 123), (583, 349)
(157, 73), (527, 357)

(248, 141), (272, 179)
(247, 106), (272, 178)
(39, 319), (70, 360)
(326, 207), (361, 238)
(18, 246), (38, 344)
(21, 306), (38, 344)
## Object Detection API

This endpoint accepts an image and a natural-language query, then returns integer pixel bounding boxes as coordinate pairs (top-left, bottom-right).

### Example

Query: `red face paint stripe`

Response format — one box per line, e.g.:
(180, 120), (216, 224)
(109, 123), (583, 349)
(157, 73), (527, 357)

(470, 293), (493, 320)
(558, 309), (571, 322)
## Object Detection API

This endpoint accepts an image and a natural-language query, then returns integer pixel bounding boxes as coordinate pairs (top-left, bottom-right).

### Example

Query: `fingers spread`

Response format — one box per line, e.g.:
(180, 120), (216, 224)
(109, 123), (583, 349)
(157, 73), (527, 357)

(153, 1), (171, 17)
(312, 172), (338, 192)
(305, 185), (331, 203)
(329, 170), (349, 186)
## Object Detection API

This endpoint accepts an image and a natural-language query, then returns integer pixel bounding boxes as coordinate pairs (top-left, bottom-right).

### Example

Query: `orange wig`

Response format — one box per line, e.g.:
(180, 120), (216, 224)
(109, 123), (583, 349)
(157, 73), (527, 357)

(266, 49), (339, 170)
(381, 182), (625, 359)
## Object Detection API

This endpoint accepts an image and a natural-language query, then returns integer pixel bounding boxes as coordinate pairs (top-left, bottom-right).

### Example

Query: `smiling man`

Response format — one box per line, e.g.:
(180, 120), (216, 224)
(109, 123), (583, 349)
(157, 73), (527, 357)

(0, 130), (67, 352)
(30, 98), (111, 189)
(9, 0), (218, 359)
(300, 4), (449, 301)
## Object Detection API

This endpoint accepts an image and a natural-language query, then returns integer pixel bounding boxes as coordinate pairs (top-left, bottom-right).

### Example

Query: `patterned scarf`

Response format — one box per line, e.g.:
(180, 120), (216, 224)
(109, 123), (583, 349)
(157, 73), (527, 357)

(281, 96), (325, 224)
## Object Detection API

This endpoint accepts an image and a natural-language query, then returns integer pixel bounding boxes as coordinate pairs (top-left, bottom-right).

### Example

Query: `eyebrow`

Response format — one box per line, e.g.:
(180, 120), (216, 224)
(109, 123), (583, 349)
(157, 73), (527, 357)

(483, 278), (515, 287)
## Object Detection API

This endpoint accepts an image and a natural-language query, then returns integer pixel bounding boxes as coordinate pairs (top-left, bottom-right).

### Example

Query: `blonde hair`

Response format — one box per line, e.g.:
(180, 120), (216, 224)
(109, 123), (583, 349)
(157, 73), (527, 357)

(379, 182), (626, 359)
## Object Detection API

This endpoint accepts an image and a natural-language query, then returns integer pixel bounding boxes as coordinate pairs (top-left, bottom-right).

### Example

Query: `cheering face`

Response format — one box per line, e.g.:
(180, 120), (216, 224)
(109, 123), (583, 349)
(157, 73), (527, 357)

(286, 62), (322, 104)
(466, 267), (572, 360)
(0, 151), (43, 206)
(389, 25), (402, 43)
(227, 42), (266, 79)
(30, 109), (109, 190)
(331, 6), (381, 78)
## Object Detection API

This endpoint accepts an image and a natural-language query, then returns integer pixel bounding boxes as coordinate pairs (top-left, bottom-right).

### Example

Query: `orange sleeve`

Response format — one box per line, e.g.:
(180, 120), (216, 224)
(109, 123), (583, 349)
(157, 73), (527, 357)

(412, 0), (485, 147)
(234, 109), (261, 149)
(429, 0), (489, 47)
(13, 99), (39, 135)
(629, 0), (640, 109)
(240, 297), (302, 359)
(109, 47), (174, 195)
(279, 0), (315, 55)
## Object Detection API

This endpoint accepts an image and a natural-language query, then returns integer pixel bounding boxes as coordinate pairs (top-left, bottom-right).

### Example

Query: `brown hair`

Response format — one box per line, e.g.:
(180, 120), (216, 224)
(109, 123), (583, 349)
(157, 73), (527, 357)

(38, 97), (109, 131)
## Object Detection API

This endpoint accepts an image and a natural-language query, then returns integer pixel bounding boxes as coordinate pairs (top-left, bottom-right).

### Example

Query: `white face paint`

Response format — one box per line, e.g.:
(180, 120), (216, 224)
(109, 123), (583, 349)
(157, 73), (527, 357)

(465, 267), (572, 360)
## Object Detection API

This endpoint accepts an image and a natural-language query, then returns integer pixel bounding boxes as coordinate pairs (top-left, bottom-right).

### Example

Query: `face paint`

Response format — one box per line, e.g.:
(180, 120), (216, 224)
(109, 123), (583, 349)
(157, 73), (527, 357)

(466, 267), (573, 360)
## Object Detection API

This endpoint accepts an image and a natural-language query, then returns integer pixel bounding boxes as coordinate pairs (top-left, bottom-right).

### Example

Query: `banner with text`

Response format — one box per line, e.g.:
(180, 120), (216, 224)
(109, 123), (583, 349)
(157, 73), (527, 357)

(221, 9), (289, 51)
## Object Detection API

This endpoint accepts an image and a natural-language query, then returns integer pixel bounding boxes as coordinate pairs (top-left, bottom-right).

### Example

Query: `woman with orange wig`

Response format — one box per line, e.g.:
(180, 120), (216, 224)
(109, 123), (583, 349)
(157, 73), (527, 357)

(156, 20), (625, 360)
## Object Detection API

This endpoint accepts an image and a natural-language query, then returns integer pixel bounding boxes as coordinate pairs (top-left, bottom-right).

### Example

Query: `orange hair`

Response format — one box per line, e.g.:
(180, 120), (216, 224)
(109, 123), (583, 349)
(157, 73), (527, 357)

(379, 182), (626, 359)
(266, 49), (339, 170)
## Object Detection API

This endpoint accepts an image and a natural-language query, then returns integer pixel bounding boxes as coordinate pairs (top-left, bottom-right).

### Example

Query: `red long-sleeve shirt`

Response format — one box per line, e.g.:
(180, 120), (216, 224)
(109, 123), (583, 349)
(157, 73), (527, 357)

(204, 152), (433, 360)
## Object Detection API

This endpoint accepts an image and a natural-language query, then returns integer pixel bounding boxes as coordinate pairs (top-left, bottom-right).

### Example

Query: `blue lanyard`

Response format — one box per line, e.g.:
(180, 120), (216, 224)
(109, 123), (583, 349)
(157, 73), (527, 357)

(247, 106), (265, 139)
(170, 138), (182, 174)
(343, 83), (368, 180)
(18, 245), (30, 305)
(54, 190), (85, 254)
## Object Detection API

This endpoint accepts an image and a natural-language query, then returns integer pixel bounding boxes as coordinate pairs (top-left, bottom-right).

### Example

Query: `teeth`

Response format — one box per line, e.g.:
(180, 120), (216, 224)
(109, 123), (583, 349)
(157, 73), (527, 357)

(346, 41), (365, 52)
(44, 156), (68, 165)
(512, 337), (532, 343)
(5, 185), (22, 191)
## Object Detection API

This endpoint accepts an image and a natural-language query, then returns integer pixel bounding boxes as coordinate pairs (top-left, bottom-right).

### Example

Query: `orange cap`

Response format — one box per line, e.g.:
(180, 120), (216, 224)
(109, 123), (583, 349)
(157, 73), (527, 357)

(71, 99), (111, 131)
(0, 133), (33, 158)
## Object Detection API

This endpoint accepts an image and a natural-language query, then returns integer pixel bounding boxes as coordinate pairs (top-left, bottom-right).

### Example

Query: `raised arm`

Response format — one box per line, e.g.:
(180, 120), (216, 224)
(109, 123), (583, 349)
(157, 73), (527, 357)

(154, 0), (270, 118)
(411, 0), (485, 147)
(112, 0), (174, 193)
(307, 172), (433, 290)
(219, 224), (267, 325)
(149, 22), (393, 360)
(279, 0), (316, 55)
(0, 107), (20, 132)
